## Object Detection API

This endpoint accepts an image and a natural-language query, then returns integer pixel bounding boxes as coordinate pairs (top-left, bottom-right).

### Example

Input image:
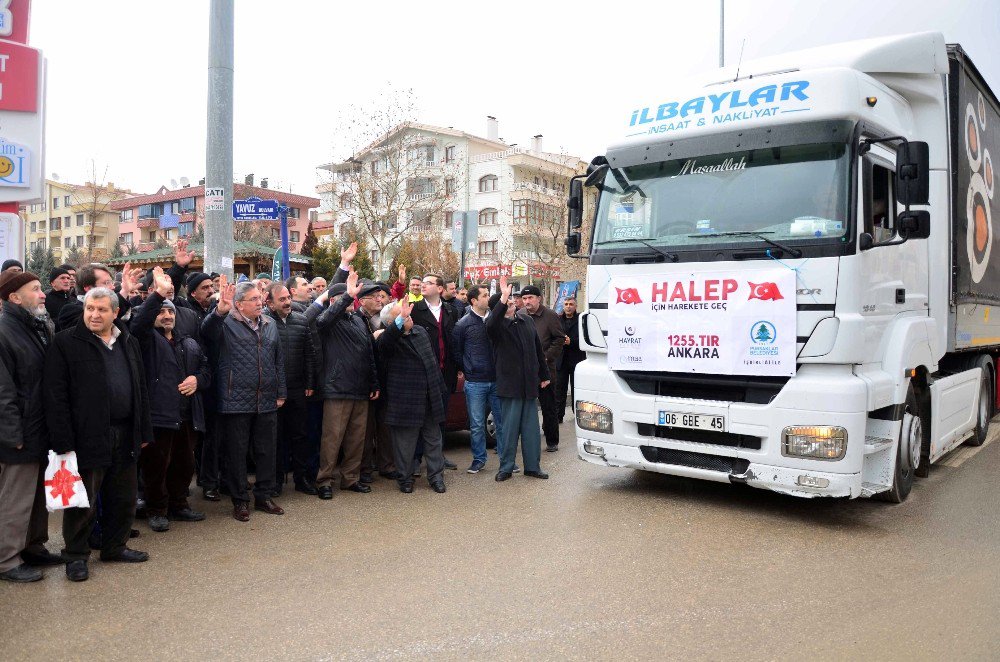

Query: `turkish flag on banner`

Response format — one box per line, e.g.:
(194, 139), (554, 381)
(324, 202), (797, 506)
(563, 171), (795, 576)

(43, 451), (90, 512)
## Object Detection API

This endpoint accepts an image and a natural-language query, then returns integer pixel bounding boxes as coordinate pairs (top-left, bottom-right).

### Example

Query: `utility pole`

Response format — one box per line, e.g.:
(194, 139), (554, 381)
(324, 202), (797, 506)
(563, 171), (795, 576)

(719, 0), (725, 67)
(205, 0), (234, 278)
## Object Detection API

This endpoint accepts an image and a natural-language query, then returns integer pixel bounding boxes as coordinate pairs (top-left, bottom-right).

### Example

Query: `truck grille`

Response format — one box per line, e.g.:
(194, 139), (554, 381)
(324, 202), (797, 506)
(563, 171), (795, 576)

(635, 423), (762, 450)
(640, 446), (751, 474)
(618, 370), (788, 404)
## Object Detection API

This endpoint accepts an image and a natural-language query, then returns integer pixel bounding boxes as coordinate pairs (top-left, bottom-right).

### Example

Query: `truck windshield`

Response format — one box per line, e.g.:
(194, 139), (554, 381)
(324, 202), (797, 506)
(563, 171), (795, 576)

(593, 142), (851, 254)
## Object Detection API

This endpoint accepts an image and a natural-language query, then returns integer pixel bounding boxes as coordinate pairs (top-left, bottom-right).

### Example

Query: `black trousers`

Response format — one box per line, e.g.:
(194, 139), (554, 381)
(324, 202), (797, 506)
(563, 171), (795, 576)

(306, 400), (324, 479)
(199, 408), (222, 490)
(556, 359), (581, 421)
(538, 383), (560, 448)
(276, 396), (311, 485)
(222, 412), (277, 504)
(62, 424), (138, 561)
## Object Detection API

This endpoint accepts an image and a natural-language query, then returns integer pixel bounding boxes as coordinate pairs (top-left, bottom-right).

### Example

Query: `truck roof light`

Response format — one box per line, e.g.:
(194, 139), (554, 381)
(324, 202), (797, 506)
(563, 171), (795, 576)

(866, 96), (878, 107)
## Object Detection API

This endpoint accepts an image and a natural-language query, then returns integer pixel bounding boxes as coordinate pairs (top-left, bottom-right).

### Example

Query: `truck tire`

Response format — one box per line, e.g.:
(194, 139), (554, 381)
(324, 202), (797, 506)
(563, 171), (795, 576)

(878, 385), (921, 503)
(965, 355), (993, 447)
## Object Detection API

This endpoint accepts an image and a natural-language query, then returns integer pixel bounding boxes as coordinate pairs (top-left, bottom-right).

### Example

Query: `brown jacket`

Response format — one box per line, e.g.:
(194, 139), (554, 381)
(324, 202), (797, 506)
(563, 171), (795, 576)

(521, 305), (565, 377)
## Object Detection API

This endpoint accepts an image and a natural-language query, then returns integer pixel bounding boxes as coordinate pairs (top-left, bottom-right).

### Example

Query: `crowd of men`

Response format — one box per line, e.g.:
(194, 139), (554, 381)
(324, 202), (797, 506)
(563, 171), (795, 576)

(0, 244), (586, 584)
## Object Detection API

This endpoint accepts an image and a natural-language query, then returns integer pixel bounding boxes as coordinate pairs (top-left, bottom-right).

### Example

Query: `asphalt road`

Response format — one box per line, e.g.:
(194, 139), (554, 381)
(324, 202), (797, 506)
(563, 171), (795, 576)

(2, 418), (999, 661)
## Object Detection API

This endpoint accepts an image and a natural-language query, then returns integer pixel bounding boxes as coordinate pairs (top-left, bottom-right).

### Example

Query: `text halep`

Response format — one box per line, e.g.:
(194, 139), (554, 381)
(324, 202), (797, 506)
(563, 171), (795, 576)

(652, 279), (738, 302)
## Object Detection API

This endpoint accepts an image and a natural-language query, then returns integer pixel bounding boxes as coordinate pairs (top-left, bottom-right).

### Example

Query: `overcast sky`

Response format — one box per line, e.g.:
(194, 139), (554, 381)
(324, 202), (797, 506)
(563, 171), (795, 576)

(31, 0), (999, 197)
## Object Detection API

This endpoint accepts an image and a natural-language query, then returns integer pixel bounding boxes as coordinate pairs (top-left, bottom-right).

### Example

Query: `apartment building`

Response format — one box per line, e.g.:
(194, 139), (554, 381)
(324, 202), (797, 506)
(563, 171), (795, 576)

(316, 118), (586, 280)
(22, 179), (136, 262)
(111, 182), (319, 254)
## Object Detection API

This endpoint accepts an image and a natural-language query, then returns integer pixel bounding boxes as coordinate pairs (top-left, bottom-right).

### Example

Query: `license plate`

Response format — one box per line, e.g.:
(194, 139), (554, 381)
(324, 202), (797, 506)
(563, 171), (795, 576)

(658, 411), (726, 432)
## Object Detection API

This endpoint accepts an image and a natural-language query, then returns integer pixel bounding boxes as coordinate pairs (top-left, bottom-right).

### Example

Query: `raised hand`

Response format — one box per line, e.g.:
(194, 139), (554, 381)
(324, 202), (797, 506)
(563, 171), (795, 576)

(399, 297), (413, 318)
(174, 239), (195, 267)
(345, 268), (361, 298)
(216, 282), (235, 315)
(398, 263), (406, 283)
(342, 241), (358, 264)
(499, 274), (510, 303)
(152, 266), (172, 297)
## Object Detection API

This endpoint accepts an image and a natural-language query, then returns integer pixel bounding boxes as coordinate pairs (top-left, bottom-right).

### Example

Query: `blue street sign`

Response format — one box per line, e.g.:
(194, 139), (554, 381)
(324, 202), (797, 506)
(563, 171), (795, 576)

(232, 196), (281, 221)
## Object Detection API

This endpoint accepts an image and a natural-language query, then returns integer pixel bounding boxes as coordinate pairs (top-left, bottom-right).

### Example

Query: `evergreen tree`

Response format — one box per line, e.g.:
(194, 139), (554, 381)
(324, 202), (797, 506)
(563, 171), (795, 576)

(347, 232), (376, 280)
(308, 241), (341, 280)
(109, 242), (124, 259)
(755, 323), (772, 343)
(300, 221), (318, 257)
(26, 245), (55, 279)
(65, 245), (83, 267)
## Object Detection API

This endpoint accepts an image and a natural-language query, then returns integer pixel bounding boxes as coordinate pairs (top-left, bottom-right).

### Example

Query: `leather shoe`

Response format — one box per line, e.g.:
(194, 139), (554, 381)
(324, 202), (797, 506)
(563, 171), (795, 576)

(148, 515), (170, 532)
(430, 480), (446, 493)
(343, 482), (371, 493)
(495, 471), (513, 482)
(66, 560), (89, 582)
(0, 563), (42, 582)
(545, 445), (558, 452)
(270, 484), (283, 498)
(524, 470), (550, 479)
(233, 502), (250, 522)
(254, 498), (284, 515)
(443, 459), (458, 470)
(295, 481), (318, 496)
(20, 549), (65, 567)
(379, 470), (402, 480)
(399, 483), (414, 493)
(317, 486), (334, 500)
(102, 548), (149, 563)
(168, 508), (206, 522)
(202, 488), (220, 502)
(359, 471), (374, 484)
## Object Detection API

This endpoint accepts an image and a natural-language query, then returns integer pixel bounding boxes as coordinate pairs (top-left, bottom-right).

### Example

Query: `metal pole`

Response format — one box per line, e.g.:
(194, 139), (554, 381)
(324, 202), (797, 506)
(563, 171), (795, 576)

(458, 211), (467, 288)
(279, 205), (290, 279)
(719, 0), (725, 68)
(205, 0), (234, 279)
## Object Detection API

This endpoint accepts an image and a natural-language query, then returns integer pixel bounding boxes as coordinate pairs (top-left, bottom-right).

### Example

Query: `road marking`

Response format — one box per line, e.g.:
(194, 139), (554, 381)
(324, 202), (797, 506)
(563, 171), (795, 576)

(937, 424), (998, 468)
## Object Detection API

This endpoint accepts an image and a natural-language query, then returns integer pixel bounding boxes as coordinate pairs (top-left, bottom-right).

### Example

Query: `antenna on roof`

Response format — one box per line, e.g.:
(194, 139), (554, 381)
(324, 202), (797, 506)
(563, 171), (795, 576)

(170, 178), (179, 189)
(734, 38), (746, 81)
(51, 173), (60, 181)
(180, 177), (190, 187)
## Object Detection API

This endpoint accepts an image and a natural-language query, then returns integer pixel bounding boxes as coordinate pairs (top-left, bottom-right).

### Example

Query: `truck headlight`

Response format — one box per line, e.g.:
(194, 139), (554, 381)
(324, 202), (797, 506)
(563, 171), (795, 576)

(576, 401), (613, 434)
(782, 426), (847, 460)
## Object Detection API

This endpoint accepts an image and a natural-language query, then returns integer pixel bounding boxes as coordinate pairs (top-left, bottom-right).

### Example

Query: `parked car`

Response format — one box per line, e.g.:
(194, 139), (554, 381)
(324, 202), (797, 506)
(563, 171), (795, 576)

(445, 373), (497, 448)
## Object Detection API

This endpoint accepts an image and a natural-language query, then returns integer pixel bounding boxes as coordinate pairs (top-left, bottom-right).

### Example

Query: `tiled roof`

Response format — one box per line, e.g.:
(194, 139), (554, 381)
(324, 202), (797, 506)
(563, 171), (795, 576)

(105, 241), (310, 266)
(110, 184), (320, 211)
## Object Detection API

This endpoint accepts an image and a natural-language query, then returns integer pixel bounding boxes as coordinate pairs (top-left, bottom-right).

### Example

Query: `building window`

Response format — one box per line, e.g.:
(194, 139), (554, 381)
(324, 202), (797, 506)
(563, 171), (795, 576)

(288, 207), (300, 219)
(411, 210), (433, 229)
(120, 209), (133, 221)
(272, 228), (280, 239)
(75, 236), (85, 247)
(340, 194), (353, 209)
(478, 174), (498, 192)
(512, 199), (561, 226)
(138, 204), (162, 219)
(179, 221), (194, 237)
(38, 220), (45, 231)
(371, 191), (381, 206)
(76, 214), (85, 227)
(53, 197), (60, 209)
(29, 221), (35, 233)
(52, 218), (60, 230)
(37, 238), (45, 249)
(445, 145), (456, 163)
(120, 232), (133, 245)
(370, 249), (378, 264)
(163, 229), (175, 241)
(444, 211), (453, 229)
(408, 145), (435, 166)
(479, 208), (498, 226)
(386, 214), (397, 229)
(29, 203), (35, 213)
(40, 201), (46, 212)
(64, 195), (71, 206)
(64, 237), (71, 248)
(290, 231), (300, 243)
(179, 197), (196, 213)
(147, 230), (157, 242)
(478, 240), (497, 257)
(445, 178), (456, 195)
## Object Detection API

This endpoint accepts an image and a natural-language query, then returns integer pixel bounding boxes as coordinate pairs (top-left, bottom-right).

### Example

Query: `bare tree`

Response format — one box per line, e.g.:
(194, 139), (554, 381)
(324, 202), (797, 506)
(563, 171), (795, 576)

(325, 87), (463, 276)
(72, 161), (128, 263)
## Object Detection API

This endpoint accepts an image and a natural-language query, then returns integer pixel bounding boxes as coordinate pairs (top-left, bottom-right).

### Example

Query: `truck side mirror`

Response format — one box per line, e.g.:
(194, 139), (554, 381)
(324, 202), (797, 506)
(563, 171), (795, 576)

(567, 179), (583, 230)
(898, 210), (930, 239)
(565, 233), (581, 255)
(896, 141), (930, 206)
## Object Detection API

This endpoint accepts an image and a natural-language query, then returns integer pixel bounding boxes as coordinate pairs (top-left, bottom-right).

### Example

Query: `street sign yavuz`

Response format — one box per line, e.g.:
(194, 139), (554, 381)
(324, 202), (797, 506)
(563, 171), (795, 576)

(232, 195), (280, 221)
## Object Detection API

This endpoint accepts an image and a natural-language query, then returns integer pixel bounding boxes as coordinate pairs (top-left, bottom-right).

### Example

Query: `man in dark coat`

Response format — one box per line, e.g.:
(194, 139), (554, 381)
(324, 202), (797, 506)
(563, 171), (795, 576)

(354, 280), (397, 483)
(377, 299), (448, 494)
(0, 271), (63, 582)
(54, 263), (140, 333)
(45, 287), (154, 582)
(519, 285), (565, 451)
(307, 272), (379, 499)
(44, 267), (74, 321)
(556, 296), (586, 423)
(264, 281), (318, 495)
(201, 280), (287, 522)
(487, 277), (551, 482)
(131, 267), (210, 533)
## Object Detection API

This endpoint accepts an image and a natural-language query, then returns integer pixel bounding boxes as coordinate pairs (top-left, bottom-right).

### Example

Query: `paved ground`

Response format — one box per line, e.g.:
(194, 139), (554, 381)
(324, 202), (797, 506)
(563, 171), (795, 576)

(2, 418), (999, 661)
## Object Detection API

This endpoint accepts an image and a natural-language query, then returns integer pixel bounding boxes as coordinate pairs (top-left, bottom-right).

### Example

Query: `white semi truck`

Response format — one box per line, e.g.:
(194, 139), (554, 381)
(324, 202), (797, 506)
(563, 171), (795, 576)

(565, 32), (998, 501)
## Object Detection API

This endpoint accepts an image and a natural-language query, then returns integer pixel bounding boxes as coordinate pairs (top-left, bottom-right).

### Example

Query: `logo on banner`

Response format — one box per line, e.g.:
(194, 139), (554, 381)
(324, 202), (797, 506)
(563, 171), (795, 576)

(750, 321), (777, 345)
(748, 282), (784, 301)
(615, 287), (643, 304)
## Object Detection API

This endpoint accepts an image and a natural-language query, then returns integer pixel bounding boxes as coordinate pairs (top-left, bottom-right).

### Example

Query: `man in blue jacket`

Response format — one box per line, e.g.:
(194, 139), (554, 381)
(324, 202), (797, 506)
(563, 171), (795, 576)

(452, 284), (503, 473)
(201, 280), (287, 522)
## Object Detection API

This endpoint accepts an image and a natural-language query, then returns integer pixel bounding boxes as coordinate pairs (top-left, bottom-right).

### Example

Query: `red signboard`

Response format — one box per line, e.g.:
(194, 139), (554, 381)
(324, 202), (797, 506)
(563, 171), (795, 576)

(464, 263), (561, 281)
(0, 0), (32, 45)
(0, 39), (37, 112)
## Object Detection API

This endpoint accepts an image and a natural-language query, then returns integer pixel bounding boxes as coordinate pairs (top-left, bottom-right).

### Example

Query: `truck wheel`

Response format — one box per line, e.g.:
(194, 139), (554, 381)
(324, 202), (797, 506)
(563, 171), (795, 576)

(966, 356), (993, 447)
(878, 385), (921, 503)
(485, 409), (497, 449)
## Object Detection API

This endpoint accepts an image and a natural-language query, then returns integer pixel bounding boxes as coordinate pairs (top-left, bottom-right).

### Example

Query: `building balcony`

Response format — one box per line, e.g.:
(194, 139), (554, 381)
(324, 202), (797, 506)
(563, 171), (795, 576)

(407, 191), (435, 201)
(511, 181), (565, 199)
(137, 217), (159, 229)
(137, 242), (155, 253)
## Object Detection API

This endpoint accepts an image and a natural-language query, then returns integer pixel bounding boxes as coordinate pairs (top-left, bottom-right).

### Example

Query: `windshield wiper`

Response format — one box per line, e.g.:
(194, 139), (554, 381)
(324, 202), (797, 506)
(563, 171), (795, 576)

(690, 231), (803, 258)
(635, 239), (678, 262)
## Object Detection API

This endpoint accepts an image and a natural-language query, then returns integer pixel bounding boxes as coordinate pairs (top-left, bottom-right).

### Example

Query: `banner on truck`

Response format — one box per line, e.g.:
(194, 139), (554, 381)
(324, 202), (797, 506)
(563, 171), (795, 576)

(608, 269), (797, 376)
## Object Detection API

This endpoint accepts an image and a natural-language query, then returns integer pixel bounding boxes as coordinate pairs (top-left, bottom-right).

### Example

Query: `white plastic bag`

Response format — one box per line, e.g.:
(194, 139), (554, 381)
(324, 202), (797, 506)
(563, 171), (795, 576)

(43, 450), (90, 512)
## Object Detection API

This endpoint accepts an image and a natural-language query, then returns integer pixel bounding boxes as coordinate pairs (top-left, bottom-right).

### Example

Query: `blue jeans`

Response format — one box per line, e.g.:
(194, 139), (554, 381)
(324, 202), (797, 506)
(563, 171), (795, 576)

(464, 380), (503, 463)
(499, 397), (542, 474)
